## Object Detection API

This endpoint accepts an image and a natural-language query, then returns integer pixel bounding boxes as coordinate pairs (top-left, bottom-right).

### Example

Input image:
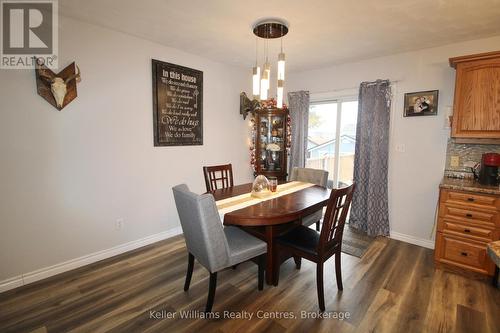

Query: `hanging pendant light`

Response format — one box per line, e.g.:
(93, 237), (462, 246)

(277, 52), (285, 81)
(260, 37), (270, 100)
(276, 31), (286, 107)
(260, 67), (269, 100)
(252, 66), (260, 97)
(276, 53), (285, 107)
(277, 26), (286, 82)
(251, 18), (289, 105)
(252, 37), (260, 97)
(260, 59), (270, 100)
(277, 79), (284, 108)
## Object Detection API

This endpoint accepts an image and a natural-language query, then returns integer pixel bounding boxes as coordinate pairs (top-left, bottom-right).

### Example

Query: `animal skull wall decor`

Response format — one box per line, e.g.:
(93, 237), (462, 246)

(35, 59), (81, 110)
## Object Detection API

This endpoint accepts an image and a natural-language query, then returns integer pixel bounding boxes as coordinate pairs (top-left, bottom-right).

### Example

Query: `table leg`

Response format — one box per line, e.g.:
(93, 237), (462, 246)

(265, 226), (273, 285)
(265, 226), (280, 286)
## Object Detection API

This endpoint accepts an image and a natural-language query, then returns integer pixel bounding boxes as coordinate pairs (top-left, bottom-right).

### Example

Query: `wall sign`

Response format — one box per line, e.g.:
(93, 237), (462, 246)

(152, 59), (203, 146)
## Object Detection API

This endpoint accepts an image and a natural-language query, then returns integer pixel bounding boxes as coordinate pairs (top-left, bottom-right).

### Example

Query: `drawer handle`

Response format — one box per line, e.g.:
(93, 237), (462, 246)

(460, 252), (468, 257)
(467, 198), (474, 202)
(464, 229), (471, 233)
(465, 213), (473, 218)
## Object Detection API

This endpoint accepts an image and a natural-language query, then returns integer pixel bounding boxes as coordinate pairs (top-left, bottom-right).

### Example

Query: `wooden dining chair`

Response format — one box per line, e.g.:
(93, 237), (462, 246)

(276, 183), (355, 311)
(289, 167), (329, 231)
(203, 163), (234, 192)
(172, 184), (266, 313)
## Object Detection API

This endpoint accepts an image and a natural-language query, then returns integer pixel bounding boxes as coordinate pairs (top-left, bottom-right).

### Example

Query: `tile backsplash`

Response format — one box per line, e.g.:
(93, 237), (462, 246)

(445, 139), (500, 176)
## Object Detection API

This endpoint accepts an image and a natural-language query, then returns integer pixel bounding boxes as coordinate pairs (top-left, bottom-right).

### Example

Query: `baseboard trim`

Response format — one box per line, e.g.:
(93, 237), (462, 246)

(0, 226), (183, 293)
(390, 231), (435, 250)
(0, 276), (24, 293)
(1, 227), (434, 293)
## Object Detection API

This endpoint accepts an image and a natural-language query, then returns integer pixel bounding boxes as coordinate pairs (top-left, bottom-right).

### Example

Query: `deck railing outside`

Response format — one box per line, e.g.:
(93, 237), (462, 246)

(305, 154), (355, 186)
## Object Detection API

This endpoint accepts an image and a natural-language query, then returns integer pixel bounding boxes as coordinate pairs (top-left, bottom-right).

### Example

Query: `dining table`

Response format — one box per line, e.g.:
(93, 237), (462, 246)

(211, 181), (331, 286)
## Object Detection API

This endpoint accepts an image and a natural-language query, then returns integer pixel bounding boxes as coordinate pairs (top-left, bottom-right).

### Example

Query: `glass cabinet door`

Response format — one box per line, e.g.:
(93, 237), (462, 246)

(259, 113), (285, 172)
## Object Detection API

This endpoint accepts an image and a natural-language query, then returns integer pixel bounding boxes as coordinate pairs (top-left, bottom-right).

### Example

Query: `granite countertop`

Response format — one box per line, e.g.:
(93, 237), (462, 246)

(487, 241), (500, 266)
(440, 177), (500, 195)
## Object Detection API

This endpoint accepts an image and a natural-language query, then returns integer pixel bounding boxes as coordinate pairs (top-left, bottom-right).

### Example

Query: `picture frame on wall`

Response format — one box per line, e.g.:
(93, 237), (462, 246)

(151, 59), (203, 146)
(403, 90), (439, 117)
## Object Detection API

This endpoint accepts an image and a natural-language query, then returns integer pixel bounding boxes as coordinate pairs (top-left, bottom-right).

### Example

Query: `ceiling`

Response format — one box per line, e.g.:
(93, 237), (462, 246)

(59, 0), (500, 72)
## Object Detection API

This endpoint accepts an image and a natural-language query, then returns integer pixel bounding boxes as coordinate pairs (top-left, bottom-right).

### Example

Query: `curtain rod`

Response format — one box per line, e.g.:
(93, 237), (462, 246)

(310, 79), (401, 95)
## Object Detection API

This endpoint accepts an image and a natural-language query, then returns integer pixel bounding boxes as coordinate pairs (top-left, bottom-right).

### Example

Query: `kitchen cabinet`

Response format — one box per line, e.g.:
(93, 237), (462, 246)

(435, 185), (500, 277)
(449, 50), (500, 139)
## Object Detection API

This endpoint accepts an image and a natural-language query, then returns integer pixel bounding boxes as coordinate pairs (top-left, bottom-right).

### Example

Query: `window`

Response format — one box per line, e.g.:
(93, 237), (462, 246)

(306, 98), (358, 187)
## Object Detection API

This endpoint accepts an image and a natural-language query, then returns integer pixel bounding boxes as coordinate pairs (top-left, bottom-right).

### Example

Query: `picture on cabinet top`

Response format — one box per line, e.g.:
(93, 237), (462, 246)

(403, 90), (439, 117)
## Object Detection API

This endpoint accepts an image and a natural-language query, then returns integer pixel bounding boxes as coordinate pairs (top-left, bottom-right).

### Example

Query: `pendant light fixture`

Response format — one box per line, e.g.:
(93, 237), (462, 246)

(252, 18), (288, 108)
(276, 32), (285, 108)
(252, 37), (260, 97)
(277, 28), (286, 82)
(260, 60), (270, 100)
(276, 79), (284, 108)
(252, 66), (261, 96)
(260, 39), (270, 100)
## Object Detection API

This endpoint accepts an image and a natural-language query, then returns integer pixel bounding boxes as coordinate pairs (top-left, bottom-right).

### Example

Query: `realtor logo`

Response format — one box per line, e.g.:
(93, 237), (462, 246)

(1, 0), (58, 69)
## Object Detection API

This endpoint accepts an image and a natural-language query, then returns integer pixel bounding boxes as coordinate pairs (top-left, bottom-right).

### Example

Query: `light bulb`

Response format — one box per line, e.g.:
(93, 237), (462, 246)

(260, 62), (270, 100)
(252, 66), (260, 96)
(277, 79), (284, 108)
(277, 52), (285, 81)
(260, 78), (268, 100)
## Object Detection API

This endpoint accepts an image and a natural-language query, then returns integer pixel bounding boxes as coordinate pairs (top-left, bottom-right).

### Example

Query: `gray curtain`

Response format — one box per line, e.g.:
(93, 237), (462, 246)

(288, 91), (310, 172)
(349, 80), (391, 236)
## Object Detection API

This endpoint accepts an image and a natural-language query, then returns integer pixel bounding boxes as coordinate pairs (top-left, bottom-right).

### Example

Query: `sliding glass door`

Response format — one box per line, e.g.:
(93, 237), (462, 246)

(306, 98), (358, 188)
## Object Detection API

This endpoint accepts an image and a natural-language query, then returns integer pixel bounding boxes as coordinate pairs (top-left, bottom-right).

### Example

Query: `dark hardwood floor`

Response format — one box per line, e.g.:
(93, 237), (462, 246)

(0, 235), (499, 333)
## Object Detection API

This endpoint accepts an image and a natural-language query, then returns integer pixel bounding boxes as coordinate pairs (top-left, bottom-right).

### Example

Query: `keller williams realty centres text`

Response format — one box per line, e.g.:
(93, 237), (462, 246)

(149, 310), (351, 320)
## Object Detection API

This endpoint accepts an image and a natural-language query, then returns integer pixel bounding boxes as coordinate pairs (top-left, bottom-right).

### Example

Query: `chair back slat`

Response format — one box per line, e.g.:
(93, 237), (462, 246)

(203, 164), (234, 192)
(318, 183), (355, 254)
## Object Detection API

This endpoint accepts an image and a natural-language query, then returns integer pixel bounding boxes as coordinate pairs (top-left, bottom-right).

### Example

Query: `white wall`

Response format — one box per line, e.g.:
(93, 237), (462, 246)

(0, 16), (253, 281)
(286, 35), (500, 246)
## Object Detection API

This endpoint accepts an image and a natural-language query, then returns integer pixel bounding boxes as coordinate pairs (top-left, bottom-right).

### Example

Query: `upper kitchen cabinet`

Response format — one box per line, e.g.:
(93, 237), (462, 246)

(449, 51), (500, 140)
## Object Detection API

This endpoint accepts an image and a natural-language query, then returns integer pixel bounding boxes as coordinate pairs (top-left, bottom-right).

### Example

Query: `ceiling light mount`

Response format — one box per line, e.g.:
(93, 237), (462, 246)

(253, 19), (289, 39)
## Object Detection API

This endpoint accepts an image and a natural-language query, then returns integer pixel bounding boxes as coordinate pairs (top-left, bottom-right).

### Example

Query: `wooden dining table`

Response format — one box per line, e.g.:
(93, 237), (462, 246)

(211, 183), (331, 286)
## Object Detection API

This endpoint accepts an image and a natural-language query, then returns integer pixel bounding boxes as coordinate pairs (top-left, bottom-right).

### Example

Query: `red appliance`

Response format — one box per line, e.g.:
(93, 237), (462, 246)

(478, 153), (500, 186)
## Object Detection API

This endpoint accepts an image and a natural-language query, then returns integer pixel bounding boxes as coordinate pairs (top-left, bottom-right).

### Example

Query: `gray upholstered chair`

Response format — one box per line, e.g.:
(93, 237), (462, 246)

(172, 184), (267, 312)
(289, 167), (329, 231)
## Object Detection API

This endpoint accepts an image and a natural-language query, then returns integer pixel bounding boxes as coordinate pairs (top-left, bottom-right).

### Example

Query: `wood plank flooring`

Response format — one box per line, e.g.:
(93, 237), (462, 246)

(0, 235), (499, 333)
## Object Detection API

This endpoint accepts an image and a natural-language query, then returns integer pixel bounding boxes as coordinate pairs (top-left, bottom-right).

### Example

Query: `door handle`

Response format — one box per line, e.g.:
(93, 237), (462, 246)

(467, 198), (474, 202)
(464, 229), (471, 233)
(465, 213), (473, 218)
(460, 252), (468, 256)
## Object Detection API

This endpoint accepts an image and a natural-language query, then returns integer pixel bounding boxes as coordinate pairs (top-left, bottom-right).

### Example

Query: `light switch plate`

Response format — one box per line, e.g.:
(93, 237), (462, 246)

(450, 156), (460, 167)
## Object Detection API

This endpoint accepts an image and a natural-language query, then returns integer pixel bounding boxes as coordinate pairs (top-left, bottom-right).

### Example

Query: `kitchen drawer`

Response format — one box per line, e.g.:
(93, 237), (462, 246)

(436, 233), (491, 274)
(440, 189), (499, 211)
(440, 220), (495, 241)
(439, 204), (497, 227)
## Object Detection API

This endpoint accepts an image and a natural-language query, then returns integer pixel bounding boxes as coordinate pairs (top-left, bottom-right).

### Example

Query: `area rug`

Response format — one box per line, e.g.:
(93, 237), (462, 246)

(341, 226), (375, 258)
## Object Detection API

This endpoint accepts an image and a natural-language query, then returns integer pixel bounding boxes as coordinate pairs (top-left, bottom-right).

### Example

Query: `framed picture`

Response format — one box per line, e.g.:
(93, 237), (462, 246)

(403, 90), (439, 117)
(152, 59), (203, 146)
